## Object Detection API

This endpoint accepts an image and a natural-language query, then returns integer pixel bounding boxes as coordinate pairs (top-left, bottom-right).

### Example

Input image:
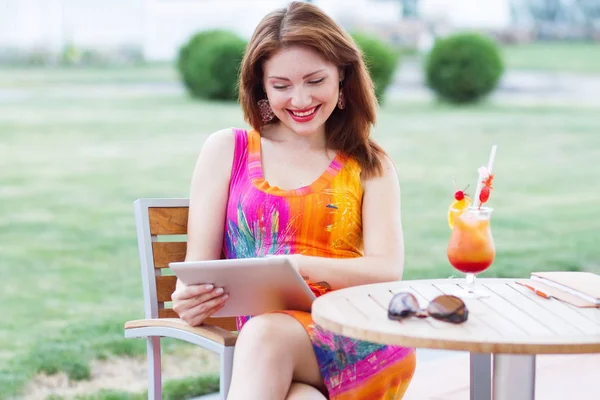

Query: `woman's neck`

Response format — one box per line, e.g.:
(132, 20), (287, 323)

(260, 122), (327, 152)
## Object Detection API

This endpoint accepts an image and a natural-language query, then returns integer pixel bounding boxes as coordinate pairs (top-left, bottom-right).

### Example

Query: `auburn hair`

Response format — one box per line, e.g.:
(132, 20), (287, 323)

(238, 1), (386, 177)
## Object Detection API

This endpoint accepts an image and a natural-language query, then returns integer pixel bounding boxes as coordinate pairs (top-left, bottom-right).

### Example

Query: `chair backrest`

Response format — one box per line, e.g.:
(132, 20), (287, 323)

(134, 198), (237, 331)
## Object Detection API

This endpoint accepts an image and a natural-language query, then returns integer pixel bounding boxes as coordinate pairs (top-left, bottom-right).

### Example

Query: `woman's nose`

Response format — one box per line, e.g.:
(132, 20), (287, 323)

(290, 87), (312, 109)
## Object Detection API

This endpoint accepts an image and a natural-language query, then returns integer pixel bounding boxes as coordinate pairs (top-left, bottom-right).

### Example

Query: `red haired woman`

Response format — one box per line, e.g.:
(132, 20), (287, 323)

(173, 2), (416, 399)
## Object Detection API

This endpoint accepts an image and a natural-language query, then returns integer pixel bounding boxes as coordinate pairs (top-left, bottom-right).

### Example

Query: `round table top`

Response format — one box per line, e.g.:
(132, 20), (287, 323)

(311, 278), (600, 354)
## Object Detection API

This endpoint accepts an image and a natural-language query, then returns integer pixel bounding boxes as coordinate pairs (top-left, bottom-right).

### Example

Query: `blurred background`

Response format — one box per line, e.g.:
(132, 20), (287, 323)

(1, 0), (599, 399)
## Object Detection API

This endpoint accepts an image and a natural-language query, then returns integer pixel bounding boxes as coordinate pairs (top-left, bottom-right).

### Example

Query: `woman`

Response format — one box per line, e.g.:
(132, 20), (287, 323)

(172, 2), (416, 399)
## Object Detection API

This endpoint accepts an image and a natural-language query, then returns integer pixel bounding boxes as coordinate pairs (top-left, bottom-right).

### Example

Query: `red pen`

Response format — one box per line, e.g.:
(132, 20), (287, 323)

(523, 284), (551, 299)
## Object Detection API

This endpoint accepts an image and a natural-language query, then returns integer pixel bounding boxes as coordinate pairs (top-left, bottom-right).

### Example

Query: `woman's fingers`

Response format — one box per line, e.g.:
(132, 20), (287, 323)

(191, 292), (229, 315)
(173, 285), (227, 324)
(187, 294), (229, 327)
(188, 302), (228, 327)
(195, 287), (227, 304)
(172, 283), (215, 301)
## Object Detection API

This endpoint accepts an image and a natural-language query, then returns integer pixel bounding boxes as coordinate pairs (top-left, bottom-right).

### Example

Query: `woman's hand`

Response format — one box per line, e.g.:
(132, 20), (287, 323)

(267, 254), (308, 280)
(289, 254), (308, 280)
(172, 282), (229, 327)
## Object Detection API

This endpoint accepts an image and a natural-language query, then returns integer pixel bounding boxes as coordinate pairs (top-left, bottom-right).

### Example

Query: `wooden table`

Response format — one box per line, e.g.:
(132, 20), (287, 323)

(311, 278), (600, 400)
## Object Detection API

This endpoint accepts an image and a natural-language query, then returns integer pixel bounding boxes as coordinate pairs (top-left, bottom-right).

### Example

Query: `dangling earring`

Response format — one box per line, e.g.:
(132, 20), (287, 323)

(337, 90), (346, 110)
(257, 98), (275, 123)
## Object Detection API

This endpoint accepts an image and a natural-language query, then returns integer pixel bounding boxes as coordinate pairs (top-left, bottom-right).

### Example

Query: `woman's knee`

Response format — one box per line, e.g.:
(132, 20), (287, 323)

(236, 313), (297, 357)
(286, 383), (327, 400)
(235, 313), (325, 392)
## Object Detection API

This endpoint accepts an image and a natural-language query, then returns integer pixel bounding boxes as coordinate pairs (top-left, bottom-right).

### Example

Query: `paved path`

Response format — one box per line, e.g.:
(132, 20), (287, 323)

(2, 63), (600, 107)
(390, 59), (600, 106)
(192, 350), (600, 399)
(404, 351), (600, 400)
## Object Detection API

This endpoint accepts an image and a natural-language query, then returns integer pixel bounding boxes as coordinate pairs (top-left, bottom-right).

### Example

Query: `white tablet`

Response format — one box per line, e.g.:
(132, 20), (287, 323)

(169, 256), (316, 317)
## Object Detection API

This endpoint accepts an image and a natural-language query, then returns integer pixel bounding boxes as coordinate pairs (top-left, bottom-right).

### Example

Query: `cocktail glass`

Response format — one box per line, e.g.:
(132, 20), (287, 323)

(447, 206), (495, 298)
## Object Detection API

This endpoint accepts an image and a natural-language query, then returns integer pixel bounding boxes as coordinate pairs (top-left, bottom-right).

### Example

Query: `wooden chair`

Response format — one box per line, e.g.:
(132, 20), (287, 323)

(124, 198), (237, 400)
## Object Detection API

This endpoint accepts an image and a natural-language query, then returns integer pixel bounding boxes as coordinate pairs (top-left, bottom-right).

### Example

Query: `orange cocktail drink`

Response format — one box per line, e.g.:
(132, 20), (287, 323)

(447, 207), (495, 274)
(446, 145), (498, 298)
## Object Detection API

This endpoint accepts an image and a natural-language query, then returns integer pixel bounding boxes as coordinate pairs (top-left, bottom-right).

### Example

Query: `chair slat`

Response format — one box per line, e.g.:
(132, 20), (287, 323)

(156, 275), (177, 302)
(158, 308), (179, 318)
(142, 202), (238, 333)
(149, 207), (188, 235)
(205, 317), (238, 332)
(158, 308), (238, 331)
(153, 242), (187, 268)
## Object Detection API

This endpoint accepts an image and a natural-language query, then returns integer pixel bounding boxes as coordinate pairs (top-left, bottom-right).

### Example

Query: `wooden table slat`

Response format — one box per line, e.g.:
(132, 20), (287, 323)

(344, 293), (387, 320)
(429, 281), (463, 296)
(405, 282), (445, 301)
(312, 295), (346, 331)
(486, 283), (583, 335)
(364, 286), (394, 310)
(563, 302), (600, 324)
(434, 283), (526, 336)
(508, 283), (600, 335)
(410, 283), (503, 337)
(457, 282), (554, 336)
(330, 296), (370, 323)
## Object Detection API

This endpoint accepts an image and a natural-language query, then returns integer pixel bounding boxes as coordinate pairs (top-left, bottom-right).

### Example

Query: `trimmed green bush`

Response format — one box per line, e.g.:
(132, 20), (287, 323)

(177, 30), (247, 101)
(352, 32), (400, 103)
(177, 30), (236, 92)
(425, 33), (505, 104)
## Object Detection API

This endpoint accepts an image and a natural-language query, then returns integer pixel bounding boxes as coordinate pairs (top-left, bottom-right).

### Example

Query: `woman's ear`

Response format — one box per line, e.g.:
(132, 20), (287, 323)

(339, 67), (345, 83)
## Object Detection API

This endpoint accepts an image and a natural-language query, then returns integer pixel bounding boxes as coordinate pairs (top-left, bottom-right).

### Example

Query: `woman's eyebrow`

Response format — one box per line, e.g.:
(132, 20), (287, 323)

(268, 69), (326, 81)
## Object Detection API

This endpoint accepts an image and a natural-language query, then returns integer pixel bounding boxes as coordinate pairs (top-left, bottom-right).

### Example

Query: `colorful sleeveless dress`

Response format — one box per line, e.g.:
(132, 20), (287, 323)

(223, 128), (416, 399)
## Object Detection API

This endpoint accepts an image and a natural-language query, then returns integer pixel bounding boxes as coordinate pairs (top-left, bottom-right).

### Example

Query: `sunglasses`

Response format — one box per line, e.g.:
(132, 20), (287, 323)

(388, 292), (469, 324)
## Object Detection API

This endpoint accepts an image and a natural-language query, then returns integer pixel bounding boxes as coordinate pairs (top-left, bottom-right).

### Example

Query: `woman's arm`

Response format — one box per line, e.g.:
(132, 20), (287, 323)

(184, 128), (236, 264)
(171, 128), (235, 326)
(294, 156), (405, 290)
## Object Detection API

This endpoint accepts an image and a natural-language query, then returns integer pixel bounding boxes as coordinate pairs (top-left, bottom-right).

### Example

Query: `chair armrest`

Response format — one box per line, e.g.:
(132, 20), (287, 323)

(125, 318), (237, 346)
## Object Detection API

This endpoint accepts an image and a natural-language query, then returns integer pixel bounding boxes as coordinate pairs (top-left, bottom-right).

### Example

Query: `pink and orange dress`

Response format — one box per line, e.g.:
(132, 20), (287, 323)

(223, 128), (416, 399)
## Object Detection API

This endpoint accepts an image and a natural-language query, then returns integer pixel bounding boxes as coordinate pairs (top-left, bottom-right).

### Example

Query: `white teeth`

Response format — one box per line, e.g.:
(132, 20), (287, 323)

(291, 107), (317, 117)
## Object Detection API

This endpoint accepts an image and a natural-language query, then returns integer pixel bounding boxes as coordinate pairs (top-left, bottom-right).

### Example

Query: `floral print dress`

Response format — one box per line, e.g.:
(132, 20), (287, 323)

(223, 128), (416, 399)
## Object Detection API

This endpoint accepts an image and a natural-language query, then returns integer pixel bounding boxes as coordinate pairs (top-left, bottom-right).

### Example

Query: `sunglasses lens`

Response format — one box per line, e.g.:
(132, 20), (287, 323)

(388, 292), (420, 321)
(427, 295), (469, 323)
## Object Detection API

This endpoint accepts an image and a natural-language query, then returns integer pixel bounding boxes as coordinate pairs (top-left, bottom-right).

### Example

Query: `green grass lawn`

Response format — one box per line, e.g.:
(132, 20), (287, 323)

(1, 65), (599, 398)
(501, 41), (600, 73)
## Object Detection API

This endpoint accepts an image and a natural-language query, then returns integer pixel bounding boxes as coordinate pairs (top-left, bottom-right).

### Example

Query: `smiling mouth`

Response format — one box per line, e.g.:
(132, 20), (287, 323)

(287, 105), (321, 120)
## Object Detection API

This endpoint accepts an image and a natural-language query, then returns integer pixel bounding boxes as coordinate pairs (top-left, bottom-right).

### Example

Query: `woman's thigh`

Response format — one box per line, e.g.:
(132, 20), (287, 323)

(237, 313), (326, 392)
(286, 382), (327, 400)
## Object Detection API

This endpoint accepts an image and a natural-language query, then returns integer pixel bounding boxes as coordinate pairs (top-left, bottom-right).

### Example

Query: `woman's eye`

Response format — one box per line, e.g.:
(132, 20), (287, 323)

(309, 78), (325, 85)
(273, 85), (289, 90)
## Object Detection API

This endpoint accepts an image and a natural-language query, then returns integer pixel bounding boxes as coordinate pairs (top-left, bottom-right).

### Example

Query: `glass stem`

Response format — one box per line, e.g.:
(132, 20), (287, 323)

(466, 273), (476, 293)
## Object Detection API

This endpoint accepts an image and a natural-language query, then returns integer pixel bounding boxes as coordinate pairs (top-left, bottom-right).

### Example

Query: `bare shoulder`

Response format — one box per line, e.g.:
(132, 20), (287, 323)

(200, 127), (236, 156)
(362, 154), (399, 189)
(379, 155), (398, 176)
(193, 128), (237, 175)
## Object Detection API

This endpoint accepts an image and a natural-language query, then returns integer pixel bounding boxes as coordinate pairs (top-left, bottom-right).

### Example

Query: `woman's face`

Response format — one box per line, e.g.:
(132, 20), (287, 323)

(263, 45), (341, 137)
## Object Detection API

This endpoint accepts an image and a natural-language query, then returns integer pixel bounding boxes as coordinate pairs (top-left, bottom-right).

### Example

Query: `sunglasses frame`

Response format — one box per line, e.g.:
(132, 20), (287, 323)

(388, 292), (469, 324)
